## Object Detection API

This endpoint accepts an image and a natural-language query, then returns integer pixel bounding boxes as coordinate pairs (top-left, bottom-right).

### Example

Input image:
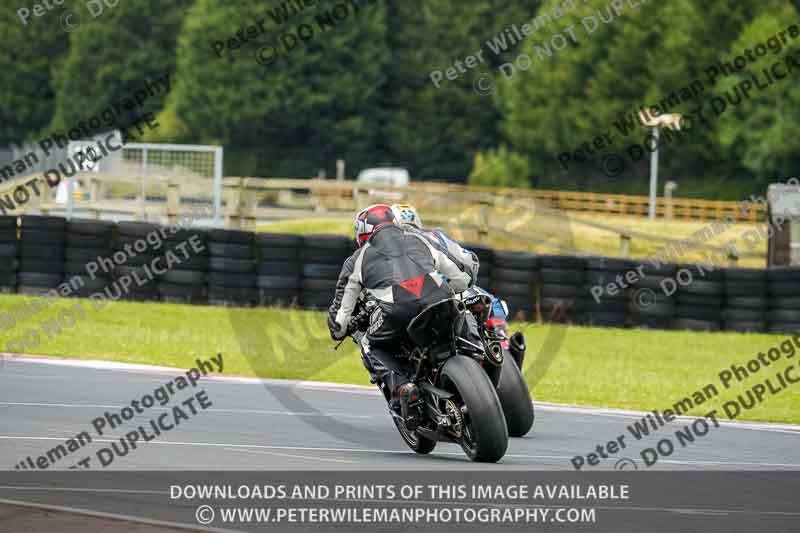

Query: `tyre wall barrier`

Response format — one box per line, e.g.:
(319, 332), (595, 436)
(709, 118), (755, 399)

(0, 215), (797, 334)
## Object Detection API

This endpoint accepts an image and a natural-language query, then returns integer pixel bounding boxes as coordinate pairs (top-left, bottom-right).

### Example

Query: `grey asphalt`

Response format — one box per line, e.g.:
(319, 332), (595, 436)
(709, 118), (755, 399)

(1, 357), (799, 472)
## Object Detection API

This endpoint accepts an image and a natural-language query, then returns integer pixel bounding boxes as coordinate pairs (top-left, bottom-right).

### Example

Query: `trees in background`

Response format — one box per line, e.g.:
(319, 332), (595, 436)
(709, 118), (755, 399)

(1, 0), (798, 197)
(0, 3), (69, 144)
(161, 0), (389, 177)
(715, 3), (800, 189)
(381, 1), (540, 180)
(48, 0), (191, 137)
(473, 0), (795, 197)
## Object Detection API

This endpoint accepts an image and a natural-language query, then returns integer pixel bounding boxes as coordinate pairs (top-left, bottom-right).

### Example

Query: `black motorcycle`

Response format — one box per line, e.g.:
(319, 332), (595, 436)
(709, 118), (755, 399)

(459, 287), (535, 437)
(346, 297), (509, 462)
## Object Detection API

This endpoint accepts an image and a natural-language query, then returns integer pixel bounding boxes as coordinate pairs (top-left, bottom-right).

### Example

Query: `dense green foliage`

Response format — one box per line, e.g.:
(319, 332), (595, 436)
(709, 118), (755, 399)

(478, 0), (798, 197)
(164, 0), (389, 176)
(49, 0), (191, 136)
(2, 0), (799, 197)
(0, 3), (69, 144)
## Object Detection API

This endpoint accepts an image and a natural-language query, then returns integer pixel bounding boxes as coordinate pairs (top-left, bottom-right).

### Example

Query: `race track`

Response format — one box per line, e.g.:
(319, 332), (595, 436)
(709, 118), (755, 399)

(1, 356), (799, 471)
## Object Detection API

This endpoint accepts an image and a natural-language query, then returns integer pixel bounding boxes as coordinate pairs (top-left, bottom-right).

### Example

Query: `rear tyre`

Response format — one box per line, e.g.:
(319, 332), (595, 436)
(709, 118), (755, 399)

(441, 356), (508, 462)
(495, 358), (534, 437)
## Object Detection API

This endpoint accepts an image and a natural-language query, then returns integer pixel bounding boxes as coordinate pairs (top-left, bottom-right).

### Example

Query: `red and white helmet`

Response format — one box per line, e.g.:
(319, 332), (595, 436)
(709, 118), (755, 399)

(354, 204), (395, 247)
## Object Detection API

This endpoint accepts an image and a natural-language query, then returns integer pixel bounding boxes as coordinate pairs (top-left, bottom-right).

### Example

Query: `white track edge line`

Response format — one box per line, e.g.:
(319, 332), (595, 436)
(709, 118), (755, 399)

(0, 496), (238, 533)
(4, 353), (800, 432)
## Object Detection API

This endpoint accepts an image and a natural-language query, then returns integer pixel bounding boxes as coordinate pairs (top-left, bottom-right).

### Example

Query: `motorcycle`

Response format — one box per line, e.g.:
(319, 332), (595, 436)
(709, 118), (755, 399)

(459, 286), (535, 437)
(345, 297), (509, 462)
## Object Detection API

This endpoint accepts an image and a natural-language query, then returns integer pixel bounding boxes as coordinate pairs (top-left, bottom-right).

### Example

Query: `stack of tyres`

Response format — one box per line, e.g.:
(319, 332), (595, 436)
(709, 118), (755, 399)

(114, 222), (161, 302)
(0, 217), (17, 292)
(464, 243), (493, 289)
(158, 228), (209, 304)
(628, 263), (677, 329)
(583, 257), (631, 328)
(671, 264), (724, 332)
(489, 251), (538, 321)
(18, 216), (66, 295)
(64, 219), (115, 298)
(207, 229), (257, 306)
(538, 255), (585, 324)
(723, 268), (768, 333)
(256, 233), (302, 306)
(300, 235), (352, 310)
(766, 267), (800, 333)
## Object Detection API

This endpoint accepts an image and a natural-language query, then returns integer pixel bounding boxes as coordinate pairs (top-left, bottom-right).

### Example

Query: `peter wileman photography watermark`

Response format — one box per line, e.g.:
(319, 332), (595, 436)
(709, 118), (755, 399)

(1, 205), (210, 355)
(0, 115), (158, 216)
(1, 72), (170, 185)
(430, 0), (648, 97)
(11, 354), (222, 470)
(558, 21), (800, 178)
(209, 0), (380, 68)
(428, 0), (579, 92)
(571, 335), (800, 470)
(589, 177), (800, 308)
(1, 73), (170, 215)
(16, 0), (121, 33)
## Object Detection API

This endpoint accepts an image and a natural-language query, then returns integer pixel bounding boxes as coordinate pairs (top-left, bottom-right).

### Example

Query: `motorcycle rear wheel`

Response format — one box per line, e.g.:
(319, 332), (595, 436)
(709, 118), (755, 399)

(393, 418), (437, 454)
(441, 356), (508, 462)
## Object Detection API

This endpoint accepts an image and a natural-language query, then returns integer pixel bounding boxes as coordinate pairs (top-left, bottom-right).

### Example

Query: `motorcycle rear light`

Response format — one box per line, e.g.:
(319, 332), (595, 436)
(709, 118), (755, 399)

(486, 318), (506, 328)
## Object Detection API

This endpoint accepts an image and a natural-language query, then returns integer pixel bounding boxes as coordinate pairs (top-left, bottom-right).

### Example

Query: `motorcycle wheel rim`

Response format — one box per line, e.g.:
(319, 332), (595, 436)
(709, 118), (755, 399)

(394, 418), (420, 447)
(458, 404), (479, 457)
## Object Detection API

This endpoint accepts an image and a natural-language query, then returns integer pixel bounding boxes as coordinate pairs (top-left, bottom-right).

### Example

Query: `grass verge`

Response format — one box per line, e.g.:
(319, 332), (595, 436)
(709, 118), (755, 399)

(257, 213), (766, 268)
(0, 294), (796, 425)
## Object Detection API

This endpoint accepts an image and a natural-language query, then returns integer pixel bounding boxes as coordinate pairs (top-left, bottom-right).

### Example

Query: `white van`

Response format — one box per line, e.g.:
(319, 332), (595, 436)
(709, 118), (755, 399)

(356, 167), (410, 188)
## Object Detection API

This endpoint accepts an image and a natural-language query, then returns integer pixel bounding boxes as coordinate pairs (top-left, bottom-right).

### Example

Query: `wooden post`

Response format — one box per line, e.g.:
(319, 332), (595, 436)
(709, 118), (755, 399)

(231, 178), (245, 229)
(88, 177), (101, 218)
(336, 159), (345, 181)
(222, 181), (239, 229)
(310, 181), (323, 213)
(166, 178), (181, 225)
(87, 177), (100, 220)
(664, 181), (677, 220)
(619, 233), (631, 258)
(477, 200), (491, 243)
(241, 178), (258, 230)
(139, 147), (148, 221)
(727, 247), (739, 266)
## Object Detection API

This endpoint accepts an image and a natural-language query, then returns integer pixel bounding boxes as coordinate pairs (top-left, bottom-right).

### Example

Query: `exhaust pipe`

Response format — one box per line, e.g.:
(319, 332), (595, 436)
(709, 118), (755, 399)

(509, 332), (526, 368)
(485, 341), (504, 365)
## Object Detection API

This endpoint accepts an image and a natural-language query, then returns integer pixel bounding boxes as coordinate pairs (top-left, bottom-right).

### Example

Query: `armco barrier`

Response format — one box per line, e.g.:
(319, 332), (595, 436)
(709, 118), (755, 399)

(0, 215), (797, 334)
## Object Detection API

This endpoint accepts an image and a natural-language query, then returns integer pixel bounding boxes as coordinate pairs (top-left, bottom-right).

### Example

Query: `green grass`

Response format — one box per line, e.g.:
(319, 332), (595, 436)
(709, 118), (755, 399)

(1, 294), (797, 425)
(258, 218), (353, 236)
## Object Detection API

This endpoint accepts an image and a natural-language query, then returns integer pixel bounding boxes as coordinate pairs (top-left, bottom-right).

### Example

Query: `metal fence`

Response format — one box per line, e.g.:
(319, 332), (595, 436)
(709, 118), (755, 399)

(1, 136), (223, 226)
(63, 141), (223, 226)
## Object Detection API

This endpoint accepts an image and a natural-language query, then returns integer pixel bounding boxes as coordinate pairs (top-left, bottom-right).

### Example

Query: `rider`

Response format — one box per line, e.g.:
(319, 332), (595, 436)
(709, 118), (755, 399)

(328, 204), (473, 425)
(391, 204), (480, 283)
(390, 204), (527, 368)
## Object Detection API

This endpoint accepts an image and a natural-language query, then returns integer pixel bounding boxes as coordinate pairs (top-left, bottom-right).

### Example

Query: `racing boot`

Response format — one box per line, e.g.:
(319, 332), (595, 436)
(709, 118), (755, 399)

(509, 331), (526, 369)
